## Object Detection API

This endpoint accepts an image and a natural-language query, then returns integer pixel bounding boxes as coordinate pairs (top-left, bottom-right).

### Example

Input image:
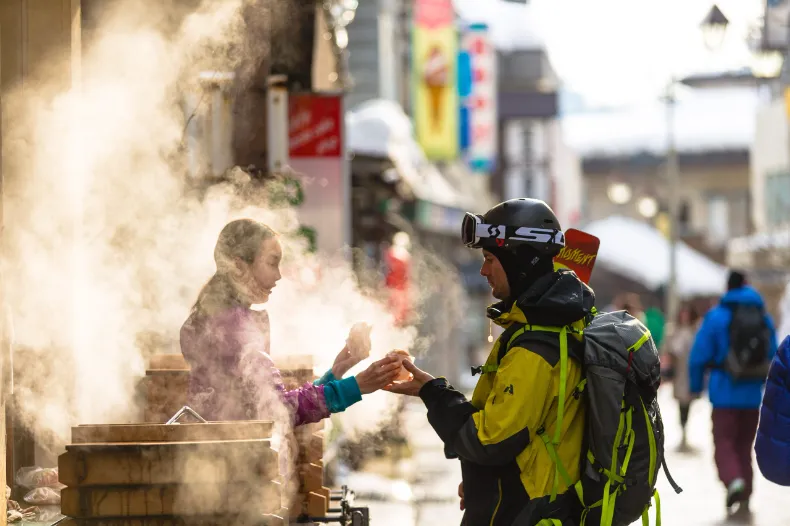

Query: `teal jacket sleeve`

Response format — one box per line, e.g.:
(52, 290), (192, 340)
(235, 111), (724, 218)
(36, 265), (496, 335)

(321, 376), (362, 413)
(314, 369), (336, 386)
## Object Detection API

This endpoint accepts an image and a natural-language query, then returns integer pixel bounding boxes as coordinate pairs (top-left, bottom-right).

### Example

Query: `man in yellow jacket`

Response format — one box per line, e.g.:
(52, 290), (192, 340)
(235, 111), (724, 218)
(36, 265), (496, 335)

(387, 198), (594, 526)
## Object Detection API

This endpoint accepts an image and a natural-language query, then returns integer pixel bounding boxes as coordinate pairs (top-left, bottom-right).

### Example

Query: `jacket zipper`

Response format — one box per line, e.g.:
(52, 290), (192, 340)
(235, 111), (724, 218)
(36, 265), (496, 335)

(489, 478), (503, 526)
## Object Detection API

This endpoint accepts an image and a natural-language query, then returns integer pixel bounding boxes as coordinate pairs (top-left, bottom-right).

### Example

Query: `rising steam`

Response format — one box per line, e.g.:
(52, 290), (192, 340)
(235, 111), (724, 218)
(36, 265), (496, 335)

(3, 0), (465, 459)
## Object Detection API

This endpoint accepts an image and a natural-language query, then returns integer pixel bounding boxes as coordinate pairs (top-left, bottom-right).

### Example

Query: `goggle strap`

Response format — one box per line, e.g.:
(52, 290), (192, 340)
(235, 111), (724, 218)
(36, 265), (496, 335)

(474, 223), (565, 247)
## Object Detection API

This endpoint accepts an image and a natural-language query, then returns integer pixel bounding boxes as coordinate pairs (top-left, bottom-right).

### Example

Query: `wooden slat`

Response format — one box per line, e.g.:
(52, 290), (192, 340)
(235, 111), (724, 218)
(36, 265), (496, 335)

(319, 486), (331, 511)
(57, 514), (285, 526)
(146, 370), (190, 377)
(71, 421), (273, 444)
(298, 462), (323, 492)
(59, 440), (277, 487)
(149, 355), (190, 371)
(286, 491), (328, 518)
(61, 482), (281, 518)
(274, 354), (314, 370)
(294, 433), (323, 464)
(307, 491), (327, 517)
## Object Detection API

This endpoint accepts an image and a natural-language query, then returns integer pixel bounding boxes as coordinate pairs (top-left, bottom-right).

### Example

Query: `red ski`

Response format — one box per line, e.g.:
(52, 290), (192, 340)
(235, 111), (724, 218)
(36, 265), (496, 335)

(554, 228), (600, 285)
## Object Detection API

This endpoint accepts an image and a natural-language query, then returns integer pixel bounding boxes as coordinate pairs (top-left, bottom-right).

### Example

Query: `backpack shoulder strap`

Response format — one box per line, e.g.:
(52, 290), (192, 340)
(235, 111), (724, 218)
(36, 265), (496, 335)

(501, 324), (585, 365)
(496, 322), (527, 365)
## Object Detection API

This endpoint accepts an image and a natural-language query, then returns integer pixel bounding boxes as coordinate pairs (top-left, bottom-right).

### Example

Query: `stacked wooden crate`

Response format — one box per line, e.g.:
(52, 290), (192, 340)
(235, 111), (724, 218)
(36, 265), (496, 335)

(57, 421), (284, 526)
(276, 355), (332, 520)
(143, 354), (191, 423)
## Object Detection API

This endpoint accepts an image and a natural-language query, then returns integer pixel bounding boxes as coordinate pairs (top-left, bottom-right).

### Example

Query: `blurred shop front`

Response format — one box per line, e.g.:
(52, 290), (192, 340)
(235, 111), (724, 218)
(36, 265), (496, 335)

(346, 99), (496, 388)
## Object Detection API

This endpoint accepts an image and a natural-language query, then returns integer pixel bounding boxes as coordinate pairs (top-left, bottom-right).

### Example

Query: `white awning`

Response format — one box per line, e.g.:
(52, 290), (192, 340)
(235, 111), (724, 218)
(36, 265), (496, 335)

(584, 216), (727, 298)
(346, 99), (487, 211)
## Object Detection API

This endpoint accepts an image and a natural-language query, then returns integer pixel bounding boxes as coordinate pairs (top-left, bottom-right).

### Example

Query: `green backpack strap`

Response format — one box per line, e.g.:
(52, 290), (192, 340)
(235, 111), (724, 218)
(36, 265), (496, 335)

(486, 324), (589, 510)
(498, 323), (528, 363)
(528, 325), (586, 505)
(470, 322), (526, 376)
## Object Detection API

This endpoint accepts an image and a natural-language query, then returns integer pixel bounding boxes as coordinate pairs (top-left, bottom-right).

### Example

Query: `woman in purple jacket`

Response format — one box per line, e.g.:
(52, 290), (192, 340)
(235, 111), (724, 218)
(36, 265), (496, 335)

(180, 219), (402, 426)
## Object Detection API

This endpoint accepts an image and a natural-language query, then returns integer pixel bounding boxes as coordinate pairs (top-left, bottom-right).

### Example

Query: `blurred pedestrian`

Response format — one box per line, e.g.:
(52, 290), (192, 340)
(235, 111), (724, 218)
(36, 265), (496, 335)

(617, 292), (646, 323)
(689, 270), (777, 518)
(755, 335), (790, 486)
(644, 304), (666, 350)
(665, 303), (700, 452)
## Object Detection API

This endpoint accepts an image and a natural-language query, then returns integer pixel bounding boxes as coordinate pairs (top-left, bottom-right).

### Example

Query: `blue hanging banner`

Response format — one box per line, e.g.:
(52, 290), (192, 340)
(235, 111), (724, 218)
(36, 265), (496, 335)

(458, 49), (473, 153)
(461, 23), (497, 174)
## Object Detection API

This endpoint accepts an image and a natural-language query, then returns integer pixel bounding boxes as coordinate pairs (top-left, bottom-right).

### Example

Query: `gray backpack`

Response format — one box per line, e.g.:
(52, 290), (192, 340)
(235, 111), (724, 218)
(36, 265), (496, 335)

(509, 310), (682, 526)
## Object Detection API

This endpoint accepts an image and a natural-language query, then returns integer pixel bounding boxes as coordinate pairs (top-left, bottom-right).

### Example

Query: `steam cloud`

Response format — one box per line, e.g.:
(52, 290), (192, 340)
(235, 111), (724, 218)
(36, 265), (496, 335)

(3, 0), (465, 460)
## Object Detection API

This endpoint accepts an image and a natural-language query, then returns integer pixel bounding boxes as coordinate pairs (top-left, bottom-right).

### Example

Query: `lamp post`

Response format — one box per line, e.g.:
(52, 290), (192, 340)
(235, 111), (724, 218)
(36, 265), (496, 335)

(664, 78), (680, 338)
(664, 4), (729, 336)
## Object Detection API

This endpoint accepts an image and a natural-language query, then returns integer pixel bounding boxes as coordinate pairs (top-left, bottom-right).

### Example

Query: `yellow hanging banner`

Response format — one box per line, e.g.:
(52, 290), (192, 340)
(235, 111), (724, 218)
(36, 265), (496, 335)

(412, 0), (459, 161)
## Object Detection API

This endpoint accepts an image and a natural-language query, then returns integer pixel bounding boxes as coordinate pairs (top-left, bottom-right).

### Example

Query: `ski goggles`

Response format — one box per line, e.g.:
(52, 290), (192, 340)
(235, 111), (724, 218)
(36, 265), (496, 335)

(461, 212), (565, 252)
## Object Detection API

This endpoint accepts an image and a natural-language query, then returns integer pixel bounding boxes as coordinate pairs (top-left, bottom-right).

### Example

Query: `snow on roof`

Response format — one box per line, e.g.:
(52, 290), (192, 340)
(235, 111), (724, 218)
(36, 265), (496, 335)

(453, 0), (545, 52)
(729, 227), (790, 255)
(584, 216), (727, 298)
(345, 99), (468, 209)
(562, 87), (759, 159)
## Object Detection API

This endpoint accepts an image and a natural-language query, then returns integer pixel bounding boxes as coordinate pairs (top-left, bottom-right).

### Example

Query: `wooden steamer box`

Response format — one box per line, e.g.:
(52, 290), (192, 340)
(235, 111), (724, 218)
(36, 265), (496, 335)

(143, 355), (191, 423)
(275, 355), (331, 519)
(58, 420), (284, 526)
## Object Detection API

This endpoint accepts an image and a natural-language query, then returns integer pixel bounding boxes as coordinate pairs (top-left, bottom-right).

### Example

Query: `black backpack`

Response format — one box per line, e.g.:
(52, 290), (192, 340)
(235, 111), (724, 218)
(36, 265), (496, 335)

(724, 303), (772, 380)
(500, 310), (681, 526)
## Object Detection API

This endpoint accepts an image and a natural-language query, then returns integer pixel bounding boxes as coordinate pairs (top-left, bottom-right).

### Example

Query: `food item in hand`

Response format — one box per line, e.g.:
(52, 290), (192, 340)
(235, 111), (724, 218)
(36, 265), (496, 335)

(387, 349), (413, 382)
(346, 323), (372, 361)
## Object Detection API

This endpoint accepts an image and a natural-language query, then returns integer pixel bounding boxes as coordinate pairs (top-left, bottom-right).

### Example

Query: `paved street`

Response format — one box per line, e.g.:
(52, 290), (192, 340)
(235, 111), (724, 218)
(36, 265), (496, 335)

(652, 386), (787, 526)
(347, 386), (789, 526)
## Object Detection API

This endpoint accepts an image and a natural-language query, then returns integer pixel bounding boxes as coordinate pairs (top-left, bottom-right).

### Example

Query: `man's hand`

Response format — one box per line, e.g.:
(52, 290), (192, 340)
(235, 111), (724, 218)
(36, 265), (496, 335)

(383, 360), (434, 396)
(458, 482), (464, 511)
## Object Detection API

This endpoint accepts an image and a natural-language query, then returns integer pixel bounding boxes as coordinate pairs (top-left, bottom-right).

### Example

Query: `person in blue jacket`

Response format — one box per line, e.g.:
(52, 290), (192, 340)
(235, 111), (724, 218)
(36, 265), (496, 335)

(755, 335), (790, 486)
(689, 270), (778, 518)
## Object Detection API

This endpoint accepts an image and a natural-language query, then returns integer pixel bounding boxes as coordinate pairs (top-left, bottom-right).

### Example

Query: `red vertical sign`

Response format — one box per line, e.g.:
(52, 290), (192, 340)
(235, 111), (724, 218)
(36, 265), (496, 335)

(289, 94), (342, 158)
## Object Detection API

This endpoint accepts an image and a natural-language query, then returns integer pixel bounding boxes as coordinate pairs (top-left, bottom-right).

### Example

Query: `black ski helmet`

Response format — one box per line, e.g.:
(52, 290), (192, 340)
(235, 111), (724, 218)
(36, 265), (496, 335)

(462, 198), (565, 256)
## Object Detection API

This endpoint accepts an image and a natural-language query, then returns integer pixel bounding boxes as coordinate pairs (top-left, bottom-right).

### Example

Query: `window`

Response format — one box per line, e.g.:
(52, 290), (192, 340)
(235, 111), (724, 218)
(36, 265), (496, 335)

(766, 171), (790, 228)
(706, 196), (729, 246)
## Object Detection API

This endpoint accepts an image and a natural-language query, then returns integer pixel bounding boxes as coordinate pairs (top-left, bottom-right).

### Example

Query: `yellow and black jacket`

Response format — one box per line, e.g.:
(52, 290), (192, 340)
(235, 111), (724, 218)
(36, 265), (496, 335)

(418, 270), (595, 526)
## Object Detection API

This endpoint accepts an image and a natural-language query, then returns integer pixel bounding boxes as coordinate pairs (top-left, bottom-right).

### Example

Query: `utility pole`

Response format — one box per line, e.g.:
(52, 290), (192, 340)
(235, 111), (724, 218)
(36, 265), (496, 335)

(665, 78), (680, 337)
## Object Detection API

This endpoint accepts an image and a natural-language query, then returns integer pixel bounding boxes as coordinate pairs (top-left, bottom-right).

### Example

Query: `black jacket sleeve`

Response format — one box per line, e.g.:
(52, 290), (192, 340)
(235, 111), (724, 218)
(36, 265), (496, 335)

(419, 378), (477, 445)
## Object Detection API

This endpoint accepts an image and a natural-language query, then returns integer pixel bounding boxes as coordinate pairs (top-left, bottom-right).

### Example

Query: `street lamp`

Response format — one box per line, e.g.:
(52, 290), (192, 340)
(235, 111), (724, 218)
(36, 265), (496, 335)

(700, 4), (730, 51)
(665, 4), (729, 337)
(607, 182), (633, 206)
(637, 196), (659, 219)
(322, 0), (360, 87)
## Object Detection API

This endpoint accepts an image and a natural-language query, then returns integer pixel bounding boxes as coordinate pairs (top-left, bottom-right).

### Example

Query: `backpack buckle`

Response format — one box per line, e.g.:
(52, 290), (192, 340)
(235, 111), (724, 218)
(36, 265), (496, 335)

(471, 366), (483, 376)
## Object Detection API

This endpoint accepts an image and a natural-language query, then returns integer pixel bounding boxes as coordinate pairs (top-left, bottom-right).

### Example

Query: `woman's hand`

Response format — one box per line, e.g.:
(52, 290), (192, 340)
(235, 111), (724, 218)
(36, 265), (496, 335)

(355, 356), (403, 395)
(333, 323), (373, 377)
(383, 360), (435, 396)
(331, 346), (356, 378)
